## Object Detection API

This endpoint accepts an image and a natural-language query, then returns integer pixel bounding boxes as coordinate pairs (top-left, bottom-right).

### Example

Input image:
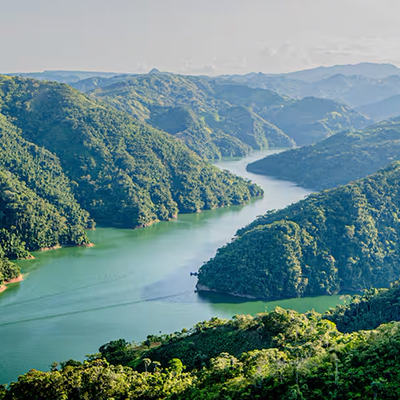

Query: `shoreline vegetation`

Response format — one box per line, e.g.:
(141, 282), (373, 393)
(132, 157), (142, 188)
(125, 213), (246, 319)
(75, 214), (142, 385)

(0, 243), (96, 296)
(197, 162), (400, 300)
(0, 274), (23, 294)
(3, 285), (400, 399)
(39, 242), (95, 252)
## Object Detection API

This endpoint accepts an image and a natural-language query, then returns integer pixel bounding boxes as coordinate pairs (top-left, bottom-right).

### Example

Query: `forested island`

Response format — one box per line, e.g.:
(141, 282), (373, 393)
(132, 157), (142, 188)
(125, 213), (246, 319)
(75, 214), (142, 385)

(3, 283), (400, 399)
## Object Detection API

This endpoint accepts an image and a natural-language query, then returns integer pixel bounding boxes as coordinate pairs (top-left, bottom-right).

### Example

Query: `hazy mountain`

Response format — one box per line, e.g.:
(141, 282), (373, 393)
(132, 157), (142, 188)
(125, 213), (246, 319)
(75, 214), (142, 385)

(71, 73), (369, 156)
(73, 74), (296, 158)
(357, 94), (400, 121)
(5, 70), (122, 84)
(261, 96), (370, 145)
(219, 68), (400, 109)
(281, 62), (400, 82)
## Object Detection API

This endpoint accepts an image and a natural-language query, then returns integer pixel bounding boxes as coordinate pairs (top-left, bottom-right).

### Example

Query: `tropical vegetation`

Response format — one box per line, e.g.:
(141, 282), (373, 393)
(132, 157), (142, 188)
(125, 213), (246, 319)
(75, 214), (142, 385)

(198, 162), (400, 299)
(72, 72), (369, 157)
(4, 296), (400, 399)
(247, 117), (400, 190)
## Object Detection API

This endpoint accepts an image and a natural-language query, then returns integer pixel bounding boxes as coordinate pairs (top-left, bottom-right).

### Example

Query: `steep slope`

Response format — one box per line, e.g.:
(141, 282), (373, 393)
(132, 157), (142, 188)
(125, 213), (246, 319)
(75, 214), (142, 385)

(247, 118), (400, 190)
(72, 73), (369, 156)
(325, 281), (400, 333)
(0, 114), (93, 252)
(197, 162), (400, 300)
(73, 74), (294, 158)
(0, 115), (93, 252)
(0, 76), (262, 228)
(4, 308), (400, 399)
(0, 112), (94, 286)
(261, 96), (370, 145)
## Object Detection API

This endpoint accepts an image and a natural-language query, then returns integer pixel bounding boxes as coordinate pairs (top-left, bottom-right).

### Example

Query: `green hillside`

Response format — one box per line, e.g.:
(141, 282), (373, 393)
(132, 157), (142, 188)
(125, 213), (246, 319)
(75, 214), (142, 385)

(197, 162), (400, 300)
(72, 73), (369, 157)
(261, 96), (370, 145)
(325, 281), (400, 333)
(4, 304), (400, 399)
(0, 76), (262, 229)
(73, 74), (294, 158)
(0, 114), (93, 285)
(247, 118), (400, 190)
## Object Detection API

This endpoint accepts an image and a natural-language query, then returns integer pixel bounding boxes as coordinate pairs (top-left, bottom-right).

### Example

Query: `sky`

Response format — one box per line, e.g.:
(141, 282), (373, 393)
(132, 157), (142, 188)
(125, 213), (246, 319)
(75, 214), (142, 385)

(1, 0), (400, 75)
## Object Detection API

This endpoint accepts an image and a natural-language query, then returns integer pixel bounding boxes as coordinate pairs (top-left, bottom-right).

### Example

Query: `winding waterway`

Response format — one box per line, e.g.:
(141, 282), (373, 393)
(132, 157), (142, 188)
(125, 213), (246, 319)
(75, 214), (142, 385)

(0, 150), (344, 383)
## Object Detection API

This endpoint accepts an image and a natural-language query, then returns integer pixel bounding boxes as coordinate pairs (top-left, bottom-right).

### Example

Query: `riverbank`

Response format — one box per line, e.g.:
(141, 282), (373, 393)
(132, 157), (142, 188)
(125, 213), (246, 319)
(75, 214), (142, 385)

(40, 243), (94, 251)
(0, 149), (317, 385)
(0, 274), (24, 294)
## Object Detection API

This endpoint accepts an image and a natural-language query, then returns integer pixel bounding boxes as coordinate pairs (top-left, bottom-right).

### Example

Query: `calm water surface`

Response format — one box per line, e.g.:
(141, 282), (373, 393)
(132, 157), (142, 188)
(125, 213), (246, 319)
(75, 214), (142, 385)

(0, 150), (343, 383)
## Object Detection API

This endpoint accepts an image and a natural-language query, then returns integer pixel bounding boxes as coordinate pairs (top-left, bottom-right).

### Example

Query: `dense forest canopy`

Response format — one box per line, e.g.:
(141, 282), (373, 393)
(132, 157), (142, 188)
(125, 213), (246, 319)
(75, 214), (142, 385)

(4, 291), (400, 399)
(70, 73), (369, 158)
(247, 117), (400, 190)
(0, 75), (262, 230)
(73, 73), (294, 158)
(0, 106), (93, 283)
(1, 65), (400, 399)
(324, 281), (400, 333)
(0, 75), (264, 286)
(197, 162), (400, 300)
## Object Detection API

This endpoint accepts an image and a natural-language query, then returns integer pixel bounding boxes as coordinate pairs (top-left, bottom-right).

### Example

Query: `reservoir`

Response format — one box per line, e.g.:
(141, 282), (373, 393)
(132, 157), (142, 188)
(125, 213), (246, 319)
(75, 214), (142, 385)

(0, 150), (343, 383)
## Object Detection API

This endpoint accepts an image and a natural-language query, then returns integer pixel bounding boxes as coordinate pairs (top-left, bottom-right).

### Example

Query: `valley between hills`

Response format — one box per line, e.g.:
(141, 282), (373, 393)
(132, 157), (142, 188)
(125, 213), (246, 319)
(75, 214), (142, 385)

(2, 63), (400, 399)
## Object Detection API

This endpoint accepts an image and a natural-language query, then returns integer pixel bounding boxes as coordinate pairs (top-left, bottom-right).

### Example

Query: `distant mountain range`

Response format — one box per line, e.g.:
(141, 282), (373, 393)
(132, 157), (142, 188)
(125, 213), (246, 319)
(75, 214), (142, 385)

(5, 70), (122, 83)
(219, 63), (400, 121)
(67, 73), (368, 157)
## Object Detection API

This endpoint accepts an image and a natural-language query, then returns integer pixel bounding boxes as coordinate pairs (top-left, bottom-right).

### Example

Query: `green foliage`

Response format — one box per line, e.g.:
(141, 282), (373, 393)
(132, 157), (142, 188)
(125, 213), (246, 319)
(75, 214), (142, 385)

(73, 74), (295, 158)
(77, 73), (370, 156)
(5, 307), (400, 399)
(0, 112), (92, 264)
(247, 117), (400, 190)
(261, 97), (369, 145)
(198, 162), (400, 299)
(325, 281), (400, 333)
(0, 256), (20, 285)
(0, 75), (262, 229)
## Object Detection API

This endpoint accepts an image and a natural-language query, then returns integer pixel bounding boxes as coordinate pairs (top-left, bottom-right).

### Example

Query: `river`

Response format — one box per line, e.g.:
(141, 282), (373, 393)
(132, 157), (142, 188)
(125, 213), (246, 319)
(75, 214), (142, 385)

(0, 150), (344, 383)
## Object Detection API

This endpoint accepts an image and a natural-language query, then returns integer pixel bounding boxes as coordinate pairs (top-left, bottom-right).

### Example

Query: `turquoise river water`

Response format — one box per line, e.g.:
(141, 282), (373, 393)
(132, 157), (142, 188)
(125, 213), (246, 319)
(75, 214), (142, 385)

(0, 150), (344, 383)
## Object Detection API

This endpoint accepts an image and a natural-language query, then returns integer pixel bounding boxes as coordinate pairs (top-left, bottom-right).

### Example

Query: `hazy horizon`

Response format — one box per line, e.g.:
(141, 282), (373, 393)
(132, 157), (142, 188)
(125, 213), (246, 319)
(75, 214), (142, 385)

(2, 0), (400, 75)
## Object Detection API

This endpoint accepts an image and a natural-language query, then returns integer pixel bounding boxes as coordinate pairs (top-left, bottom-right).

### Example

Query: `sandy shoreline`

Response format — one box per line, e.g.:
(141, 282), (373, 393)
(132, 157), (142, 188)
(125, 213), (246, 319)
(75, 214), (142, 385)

(40, 242), (94, 251)
(0, 274), (24, 294)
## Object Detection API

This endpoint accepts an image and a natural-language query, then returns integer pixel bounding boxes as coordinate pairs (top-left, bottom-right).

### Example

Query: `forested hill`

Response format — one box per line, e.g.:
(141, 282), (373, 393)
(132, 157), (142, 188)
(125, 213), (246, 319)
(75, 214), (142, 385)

(0, 75), (262, 230)
(4, 302), (400, 398)
(325, 281), (400, 333)
(74, 74), (294, 158)
(0, 112), (93, 285)
(197, 162), (400, 300)
(247, 117), (400, 190)
(71, 73), (369, 158)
